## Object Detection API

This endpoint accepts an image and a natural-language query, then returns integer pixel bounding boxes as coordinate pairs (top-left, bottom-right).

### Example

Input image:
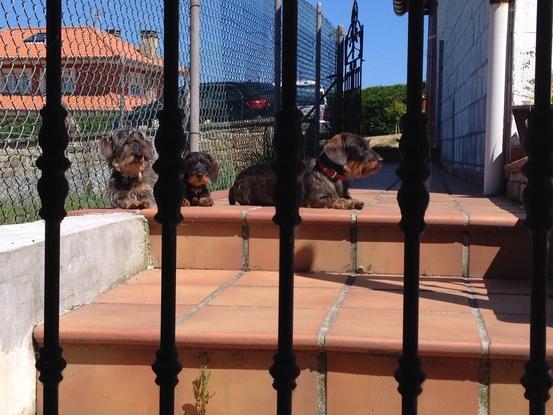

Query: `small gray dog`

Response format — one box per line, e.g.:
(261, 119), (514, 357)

(228, 132), (383, 209)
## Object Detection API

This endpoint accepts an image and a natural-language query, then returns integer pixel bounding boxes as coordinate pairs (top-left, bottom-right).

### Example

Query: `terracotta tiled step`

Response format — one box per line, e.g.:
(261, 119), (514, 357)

(140, 189), (531, 278)
(35, 269), (553, 414)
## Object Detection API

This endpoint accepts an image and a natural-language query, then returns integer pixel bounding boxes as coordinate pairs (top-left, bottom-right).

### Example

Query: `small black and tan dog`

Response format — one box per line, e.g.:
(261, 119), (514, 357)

(99, 129), (157, 209)
(182, 151), (219, 206)
(228, 132), (383, 209)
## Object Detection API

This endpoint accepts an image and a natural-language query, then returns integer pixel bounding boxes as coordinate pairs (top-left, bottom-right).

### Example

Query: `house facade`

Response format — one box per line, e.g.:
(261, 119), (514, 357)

(396, 0), (539, 199)
(0, 26), (164, 115)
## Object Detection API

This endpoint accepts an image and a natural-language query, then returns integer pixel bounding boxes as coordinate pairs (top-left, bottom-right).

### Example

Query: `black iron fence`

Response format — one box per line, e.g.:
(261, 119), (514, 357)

(26, 0), (553, 414)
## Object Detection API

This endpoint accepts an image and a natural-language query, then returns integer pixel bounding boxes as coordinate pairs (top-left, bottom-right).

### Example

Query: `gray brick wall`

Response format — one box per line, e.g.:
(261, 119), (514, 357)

(437, 0), (488, 186)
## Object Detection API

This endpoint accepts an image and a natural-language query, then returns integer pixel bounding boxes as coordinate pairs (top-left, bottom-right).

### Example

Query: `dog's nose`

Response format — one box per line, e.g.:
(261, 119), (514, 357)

(133, 146), (144, 159)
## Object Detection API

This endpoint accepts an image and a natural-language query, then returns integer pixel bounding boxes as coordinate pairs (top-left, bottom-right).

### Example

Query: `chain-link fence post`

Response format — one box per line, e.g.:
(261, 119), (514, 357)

(189, 0), (201, 152)
(274, 0), (282, 114)
(312, 2), (322, 155)
(334, 24), (345, 134)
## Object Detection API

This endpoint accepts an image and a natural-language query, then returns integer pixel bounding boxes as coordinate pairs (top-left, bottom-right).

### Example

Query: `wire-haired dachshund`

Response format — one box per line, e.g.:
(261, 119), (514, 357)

(228, 132), (383, 209)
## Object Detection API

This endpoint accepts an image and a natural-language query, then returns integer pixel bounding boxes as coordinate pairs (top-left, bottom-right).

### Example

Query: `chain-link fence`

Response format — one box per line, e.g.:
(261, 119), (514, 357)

(0, 0), (338, 224)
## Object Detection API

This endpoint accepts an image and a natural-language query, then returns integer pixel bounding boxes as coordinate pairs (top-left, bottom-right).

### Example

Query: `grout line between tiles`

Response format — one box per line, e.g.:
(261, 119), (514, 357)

(454, 196), (490, 414)
(241, 207), (263, 271)
(452, 199), (471, 278)
(241, 209), (249, 270)
(316, 275), (356, 415)
(351, 211), (359, 273)
(463, 275), (491, 415)
(175, 270), (247, 325)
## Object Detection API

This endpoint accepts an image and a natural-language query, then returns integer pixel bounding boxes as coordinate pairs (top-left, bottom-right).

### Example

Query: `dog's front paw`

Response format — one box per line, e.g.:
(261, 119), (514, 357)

(182, 199), (191, 207)
(352, 199), (364, 209)
(330, 198), (364, 209)
(121, 199), (143, 209)
(198, 197), (214, 207)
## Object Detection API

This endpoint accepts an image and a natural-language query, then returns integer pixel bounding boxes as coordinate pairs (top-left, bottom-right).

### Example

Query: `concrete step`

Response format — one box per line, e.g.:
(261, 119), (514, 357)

(141, 189), (531, 278)
(34, 268), (553, 414)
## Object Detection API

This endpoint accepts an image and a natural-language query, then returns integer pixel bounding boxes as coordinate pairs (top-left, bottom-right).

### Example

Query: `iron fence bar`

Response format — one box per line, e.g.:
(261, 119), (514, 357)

(35, 0), (70, 413)
(343, 0), (363, 135)
(309, 1), (322, 156)
(269, 0), (302, 413)
(334, 25), (344, 135)
(521, 0), (553, 413)
(151, 0), (186, 413)
(393, 0), (429, 413)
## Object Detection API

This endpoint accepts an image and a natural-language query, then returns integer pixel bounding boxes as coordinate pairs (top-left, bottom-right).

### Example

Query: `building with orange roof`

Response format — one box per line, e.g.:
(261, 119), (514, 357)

(0, 26), (165, 113)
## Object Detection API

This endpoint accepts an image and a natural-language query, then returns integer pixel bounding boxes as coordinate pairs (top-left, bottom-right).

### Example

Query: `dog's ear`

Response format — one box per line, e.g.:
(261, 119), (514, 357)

(209, 157), (219, 183)
(201, 152), (219, 183)
(323, 134), (347, 166)
(143, 138), (155, 161)
(98, 134), (113, 159)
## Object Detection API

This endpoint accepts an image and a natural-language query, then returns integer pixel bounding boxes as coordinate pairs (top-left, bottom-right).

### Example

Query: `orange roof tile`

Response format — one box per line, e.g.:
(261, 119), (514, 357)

(0, 26), (163, 67)
(0, 93), (153, 112)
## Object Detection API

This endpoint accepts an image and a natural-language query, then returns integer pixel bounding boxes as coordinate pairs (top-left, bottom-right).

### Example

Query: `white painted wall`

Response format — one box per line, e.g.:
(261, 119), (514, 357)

(0, 213), (150, 415)
(437, 0), (489, 185)
(512, 0), (538, 106)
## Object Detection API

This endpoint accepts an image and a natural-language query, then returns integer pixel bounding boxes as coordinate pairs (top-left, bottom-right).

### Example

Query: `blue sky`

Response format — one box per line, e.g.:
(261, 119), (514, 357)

(307, 0), (412, 88)
(2, 0), (416, 89)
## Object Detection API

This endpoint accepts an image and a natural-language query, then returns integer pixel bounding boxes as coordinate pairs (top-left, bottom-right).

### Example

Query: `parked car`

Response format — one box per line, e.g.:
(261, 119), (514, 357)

(296, 80), (330, 136)
(199, 81), (274, 123)
(120, 81), (274, 130)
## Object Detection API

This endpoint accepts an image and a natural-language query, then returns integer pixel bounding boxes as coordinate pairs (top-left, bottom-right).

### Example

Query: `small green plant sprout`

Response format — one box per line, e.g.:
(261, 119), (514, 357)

(184, 366), (215, 415)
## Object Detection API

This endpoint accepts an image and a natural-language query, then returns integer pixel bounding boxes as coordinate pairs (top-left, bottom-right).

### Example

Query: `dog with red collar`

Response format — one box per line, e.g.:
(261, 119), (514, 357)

(228, 133), (383, 209)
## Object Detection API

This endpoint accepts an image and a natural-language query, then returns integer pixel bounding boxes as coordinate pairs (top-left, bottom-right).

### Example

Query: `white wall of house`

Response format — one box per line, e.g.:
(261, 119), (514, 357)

(437, 0), (489, 185)
(512, 0), (537, 106)
(0, 213), (150, 415)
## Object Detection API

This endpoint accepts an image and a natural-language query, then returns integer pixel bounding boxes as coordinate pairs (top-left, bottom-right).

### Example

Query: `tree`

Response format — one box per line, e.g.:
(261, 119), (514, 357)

(361, 84), (406, 136)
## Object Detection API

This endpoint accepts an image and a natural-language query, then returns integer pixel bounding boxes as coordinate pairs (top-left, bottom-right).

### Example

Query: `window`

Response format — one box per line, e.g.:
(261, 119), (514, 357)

(128, 73), (144, 97)
(24, 32), (47, 43)
(39, 69), (75, 94)
(61, 70), (75, 94)
(1, 72), (31, 94)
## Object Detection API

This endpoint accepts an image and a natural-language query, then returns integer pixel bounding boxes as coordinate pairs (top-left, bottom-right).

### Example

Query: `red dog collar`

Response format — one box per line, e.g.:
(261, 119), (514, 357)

(316, 159), (347, 182)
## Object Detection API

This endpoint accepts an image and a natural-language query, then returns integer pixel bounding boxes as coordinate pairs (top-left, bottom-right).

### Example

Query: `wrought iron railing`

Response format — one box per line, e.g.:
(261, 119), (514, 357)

(521, 0), (553, 413)
(34, 1), (553, 415)
(393, 0), (429, 413)
(150, 0), (186, 413)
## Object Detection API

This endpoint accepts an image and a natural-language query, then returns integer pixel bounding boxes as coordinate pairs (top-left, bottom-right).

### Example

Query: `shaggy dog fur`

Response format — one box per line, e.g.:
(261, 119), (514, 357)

(182, 151), (220, 206)
(228, 132), (383, 209)
(99, 129), (156, 209)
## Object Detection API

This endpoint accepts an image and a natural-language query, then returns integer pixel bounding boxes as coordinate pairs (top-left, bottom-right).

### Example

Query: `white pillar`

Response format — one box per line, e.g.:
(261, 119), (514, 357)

(483, 1), (509, 195)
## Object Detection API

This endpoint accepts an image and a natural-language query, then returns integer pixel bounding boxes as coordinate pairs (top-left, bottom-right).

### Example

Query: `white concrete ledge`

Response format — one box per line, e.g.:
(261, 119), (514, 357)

(0, 212), (150, 415)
